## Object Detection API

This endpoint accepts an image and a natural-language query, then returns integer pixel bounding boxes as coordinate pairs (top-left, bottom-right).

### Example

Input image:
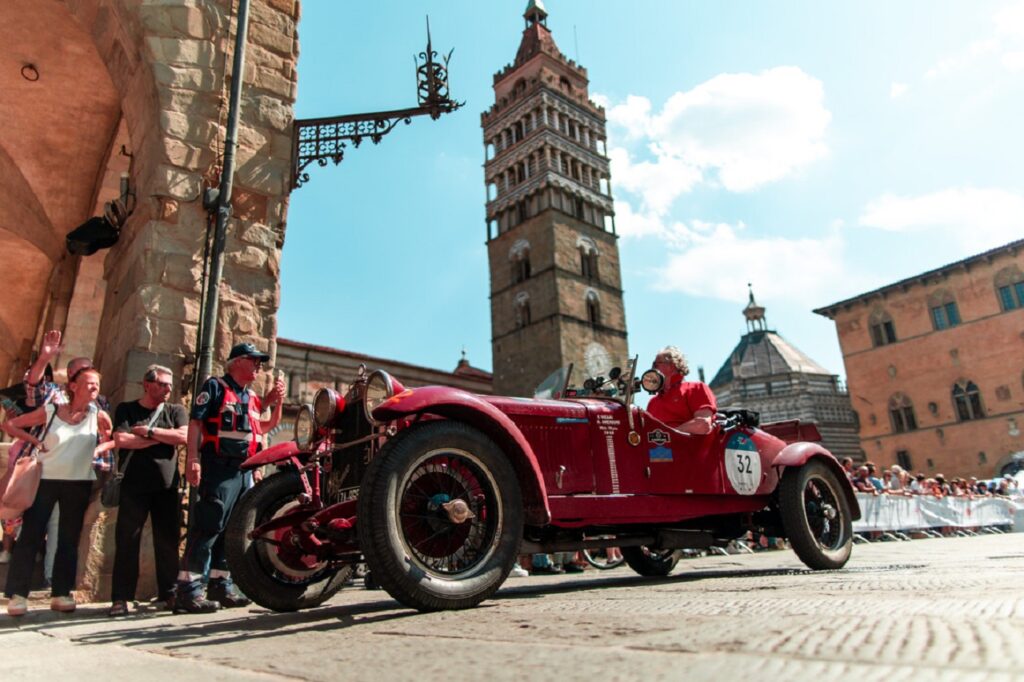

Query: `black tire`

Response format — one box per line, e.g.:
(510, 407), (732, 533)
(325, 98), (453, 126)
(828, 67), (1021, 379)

(225, 471), (352, 612)
(778, 459), (853, 570)
(357, 421), (523, 612)
(621, 546), (682, 576)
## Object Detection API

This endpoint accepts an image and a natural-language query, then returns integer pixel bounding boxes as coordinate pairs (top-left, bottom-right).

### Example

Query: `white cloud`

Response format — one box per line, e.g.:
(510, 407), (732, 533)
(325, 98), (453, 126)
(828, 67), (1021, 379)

(859, 187), (1024, 251)
(646, 220), (852, 305)
(1002, 50), (1024, 69)
(600, 66), (831, 211)
(890, 82), (908, 98)
(925, 38), (1001, 79)
(607, 146), (701, 215)
(995, 0), (1024, 38)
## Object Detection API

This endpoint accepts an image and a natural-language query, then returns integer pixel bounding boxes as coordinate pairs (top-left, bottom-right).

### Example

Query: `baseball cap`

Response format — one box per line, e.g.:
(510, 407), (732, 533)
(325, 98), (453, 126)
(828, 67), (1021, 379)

(227, 342), (270, 362)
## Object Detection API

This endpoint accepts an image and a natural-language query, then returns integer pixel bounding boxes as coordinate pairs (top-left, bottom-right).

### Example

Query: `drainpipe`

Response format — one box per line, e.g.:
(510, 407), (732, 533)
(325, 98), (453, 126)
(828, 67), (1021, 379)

(195, 0), (251, 390)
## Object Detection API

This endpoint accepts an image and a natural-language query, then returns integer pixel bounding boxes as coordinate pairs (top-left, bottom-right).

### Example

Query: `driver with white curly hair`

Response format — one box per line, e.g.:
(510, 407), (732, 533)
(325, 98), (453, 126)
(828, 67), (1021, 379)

(647, 346), (717, 435)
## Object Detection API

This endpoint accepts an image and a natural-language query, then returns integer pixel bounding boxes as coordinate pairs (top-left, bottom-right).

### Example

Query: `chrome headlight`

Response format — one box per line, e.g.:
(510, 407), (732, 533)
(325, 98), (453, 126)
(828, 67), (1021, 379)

(293, 404), (314, 449)
(364, 370), (396, 425)
(641, 369), (664, 394)
(313, 388), (345, 427)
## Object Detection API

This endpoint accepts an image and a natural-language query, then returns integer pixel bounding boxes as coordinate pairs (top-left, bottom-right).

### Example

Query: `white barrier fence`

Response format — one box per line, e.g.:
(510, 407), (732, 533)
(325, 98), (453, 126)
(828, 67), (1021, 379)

(852, 492), (1020, 532)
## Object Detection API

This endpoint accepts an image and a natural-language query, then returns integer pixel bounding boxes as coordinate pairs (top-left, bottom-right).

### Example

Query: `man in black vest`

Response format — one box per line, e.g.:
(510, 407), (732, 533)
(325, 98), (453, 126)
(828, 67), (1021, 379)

(174, 343), (284, 613)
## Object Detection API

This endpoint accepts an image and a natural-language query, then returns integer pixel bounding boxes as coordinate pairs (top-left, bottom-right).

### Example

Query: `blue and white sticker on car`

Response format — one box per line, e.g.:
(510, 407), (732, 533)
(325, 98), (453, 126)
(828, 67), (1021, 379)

(725, 432), (761, 495)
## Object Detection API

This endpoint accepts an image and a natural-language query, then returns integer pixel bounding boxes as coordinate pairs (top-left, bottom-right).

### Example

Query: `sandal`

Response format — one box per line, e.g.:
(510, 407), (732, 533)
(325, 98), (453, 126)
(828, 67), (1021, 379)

(109, 600), (129, 617)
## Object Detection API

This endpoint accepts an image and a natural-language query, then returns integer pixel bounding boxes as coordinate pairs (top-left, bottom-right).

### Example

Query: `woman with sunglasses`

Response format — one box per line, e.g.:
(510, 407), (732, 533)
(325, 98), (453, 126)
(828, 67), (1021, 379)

(2, 367), (112, 616)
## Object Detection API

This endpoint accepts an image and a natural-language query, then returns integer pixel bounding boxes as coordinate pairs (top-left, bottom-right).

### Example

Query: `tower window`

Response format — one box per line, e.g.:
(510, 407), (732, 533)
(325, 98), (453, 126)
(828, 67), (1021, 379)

(994, 265), (1024, 311)
(585, 290), (601, 328)
(509, 240), (531, 284)
(888, 393), (917, 433)
(578, 236), (600, 281)
(514, 292), (531, 329)
(952, 380), (984, 421)
(574, 197), (585, 220)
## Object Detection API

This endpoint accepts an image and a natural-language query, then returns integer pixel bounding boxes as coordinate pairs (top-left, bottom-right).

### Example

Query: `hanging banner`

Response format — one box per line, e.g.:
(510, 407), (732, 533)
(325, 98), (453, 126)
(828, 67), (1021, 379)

(852, 493), (1019, 532)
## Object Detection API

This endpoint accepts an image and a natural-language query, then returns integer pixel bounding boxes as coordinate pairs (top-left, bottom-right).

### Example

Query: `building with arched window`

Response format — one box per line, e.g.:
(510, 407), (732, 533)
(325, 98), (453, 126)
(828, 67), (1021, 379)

(815, 238), (1024, 477)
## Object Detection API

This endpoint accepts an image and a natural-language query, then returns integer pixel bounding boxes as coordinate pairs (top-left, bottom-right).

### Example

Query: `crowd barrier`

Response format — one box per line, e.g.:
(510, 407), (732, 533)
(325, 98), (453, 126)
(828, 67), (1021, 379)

(852, 492), (1020, 532)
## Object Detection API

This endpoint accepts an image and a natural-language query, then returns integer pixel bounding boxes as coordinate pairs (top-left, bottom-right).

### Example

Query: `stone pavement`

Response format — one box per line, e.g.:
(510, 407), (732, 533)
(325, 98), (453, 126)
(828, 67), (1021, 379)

(1, 534), (1023, 681)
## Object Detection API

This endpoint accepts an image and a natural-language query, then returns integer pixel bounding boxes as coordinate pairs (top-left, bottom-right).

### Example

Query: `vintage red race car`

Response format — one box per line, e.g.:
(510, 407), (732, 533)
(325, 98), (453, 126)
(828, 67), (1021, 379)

(226, 361), (860, 612)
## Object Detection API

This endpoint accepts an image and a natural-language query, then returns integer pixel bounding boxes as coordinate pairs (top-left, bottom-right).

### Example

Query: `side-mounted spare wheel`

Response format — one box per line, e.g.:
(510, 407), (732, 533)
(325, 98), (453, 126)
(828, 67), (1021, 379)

(358, 421), (524, 612)
(778, 459), (853, 570)
(225, 471), (352, 612)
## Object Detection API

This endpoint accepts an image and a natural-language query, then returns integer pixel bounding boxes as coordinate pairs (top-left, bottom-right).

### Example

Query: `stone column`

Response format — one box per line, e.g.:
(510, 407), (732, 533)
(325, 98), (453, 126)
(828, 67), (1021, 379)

(80, 0), (301, 602)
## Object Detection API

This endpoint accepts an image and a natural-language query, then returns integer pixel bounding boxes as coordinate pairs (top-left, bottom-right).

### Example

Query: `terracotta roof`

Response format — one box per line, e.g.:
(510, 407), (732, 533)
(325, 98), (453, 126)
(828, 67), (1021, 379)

(814, 238), (1024, 318)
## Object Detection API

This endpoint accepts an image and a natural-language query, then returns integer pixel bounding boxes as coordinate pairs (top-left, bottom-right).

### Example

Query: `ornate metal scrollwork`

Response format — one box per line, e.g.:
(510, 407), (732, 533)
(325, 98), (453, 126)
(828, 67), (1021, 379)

(292, 19), (463, 189)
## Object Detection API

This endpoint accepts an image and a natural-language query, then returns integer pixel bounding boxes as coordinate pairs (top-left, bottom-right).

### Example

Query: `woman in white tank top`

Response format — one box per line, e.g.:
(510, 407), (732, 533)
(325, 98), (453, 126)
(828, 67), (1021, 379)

(2, 367), (112, 615)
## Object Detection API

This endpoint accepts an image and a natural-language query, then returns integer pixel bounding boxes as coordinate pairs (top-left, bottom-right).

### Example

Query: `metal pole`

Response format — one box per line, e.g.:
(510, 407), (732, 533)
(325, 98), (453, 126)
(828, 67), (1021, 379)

(196, 0), (251, 386)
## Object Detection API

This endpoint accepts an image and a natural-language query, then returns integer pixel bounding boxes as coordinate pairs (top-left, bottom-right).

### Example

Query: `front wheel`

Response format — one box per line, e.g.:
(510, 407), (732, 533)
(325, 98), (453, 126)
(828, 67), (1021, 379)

(778, 459), (853, 570)
(225, 471), (351, 612)
(358, 421), (523, 611)
(621, 546), (682, 576)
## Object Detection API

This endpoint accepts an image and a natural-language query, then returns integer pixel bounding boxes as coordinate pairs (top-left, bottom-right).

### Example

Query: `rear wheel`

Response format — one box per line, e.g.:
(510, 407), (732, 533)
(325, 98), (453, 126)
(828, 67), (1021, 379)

(621, 546), (682, 576)
(778, 459), (853, 570)
(225, 471), (351, 612)
(358, 421), (523, 611)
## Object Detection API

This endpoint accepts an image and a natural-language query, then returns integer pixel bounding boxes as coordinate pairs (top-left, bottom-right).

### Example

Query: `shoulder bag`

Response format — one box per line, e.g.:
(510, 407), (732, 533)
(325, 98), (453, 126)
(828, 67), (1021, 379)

(101, 402), (165, 508)
(0, 407), (59, 520)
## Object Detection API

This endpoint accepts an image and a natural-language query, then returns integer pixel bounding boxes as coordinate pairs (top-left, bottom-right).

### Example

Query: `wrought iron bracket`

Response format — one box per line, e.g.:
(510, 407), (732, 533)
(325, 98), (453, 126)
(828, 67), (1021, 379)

(291, 19), (463, 190)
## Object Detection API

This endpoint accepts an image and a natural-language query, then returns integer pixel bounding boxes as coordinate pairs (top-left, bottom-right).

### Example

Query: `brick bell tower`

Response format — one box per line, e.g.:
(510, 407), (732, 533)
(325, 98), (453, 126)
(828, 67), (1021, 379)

(483, 0), (629, 397)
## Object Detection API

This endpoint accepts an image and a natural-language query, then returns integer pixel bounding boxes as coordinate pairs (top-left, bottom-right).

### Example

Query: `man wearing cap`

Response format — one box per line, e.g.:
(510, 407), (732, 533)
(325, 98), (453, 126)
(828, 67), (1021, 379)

(174, 342), (285, 613)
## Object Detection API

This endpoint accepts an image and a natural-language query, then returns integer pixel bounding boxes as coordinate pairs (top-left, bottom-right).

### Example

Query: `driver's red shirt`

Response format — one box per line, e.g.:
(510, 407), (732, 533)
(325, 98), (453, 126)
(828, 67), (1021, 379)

(647, 374), (717, 429)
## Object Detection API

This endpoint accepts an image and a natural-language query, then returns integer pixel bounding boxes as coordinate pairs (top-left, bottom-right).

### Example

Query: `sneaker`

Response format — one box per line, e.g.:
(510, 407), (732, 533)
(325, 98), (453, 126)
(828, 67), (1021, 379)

(0, 550), (11, 564)
(7, 595), (27, 617)
(109, 600), (129, 617)
(51, 595), (76, 613)
(206, 578), (250, 609)
(174, 581), (220, 614)
(509, 563), (529, 578)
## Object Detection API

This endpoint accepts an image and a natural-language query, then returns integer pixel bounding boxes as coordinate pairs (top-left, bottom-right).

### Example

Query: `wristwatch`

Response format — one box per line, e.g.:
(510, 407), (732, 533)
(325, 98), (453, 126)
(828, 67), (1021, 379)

(147, 427), (154, 439)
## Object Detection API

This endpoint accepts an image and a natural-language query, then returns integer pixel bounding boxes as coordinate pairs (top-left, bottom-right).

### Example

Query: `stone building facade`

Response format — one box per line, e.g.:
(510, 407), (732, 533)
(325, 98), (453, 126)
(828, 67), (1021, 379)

(1, 0), (301, 601)
(483, 1), (628, 396)
(710, 290), (862, 461)
(2, 0), (299, 407)
(814, 239), (1024, 477)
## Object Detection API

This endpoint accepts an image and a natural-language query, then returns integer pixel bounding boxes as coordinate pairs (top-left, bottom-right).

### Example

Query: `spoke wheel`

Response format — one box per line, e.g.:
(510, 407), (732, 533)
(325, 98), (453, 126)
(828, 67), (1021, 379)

(359, 422), (523, 611)
(779, 459), (853, 570)
(582, 540), (625, 570)
(225, 472), (351, 612)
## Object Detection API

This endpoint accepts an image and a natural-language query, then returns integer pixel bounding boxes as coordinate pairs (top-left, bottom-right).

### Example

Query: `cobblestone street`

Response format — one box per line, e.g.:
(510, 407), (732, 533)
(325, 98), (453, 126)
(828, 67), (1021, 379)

(2, 533), (1023, 681)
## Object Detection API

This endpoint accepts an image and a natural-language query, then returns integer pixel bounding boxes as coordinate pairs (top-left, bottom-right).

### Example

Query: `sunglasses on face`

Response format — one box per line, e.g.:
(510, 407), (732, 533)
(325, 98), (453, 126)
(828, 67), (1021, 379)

(146, 380), (173, 389)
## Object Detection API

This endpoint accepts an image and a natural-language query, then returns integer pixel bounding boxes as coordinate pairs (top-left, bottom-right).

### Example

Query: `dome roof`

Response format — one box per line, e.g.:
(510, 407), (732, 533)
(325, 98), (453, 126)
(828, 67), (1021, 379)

(710, 330), (832, 389)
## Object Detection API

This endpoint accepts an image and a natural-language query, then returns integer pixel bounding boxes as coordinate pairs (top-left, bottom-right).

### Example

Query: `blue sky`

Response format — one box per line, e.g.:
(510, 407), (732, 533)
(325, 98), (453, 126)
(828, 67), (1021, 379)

(279, 1), (1024, 385)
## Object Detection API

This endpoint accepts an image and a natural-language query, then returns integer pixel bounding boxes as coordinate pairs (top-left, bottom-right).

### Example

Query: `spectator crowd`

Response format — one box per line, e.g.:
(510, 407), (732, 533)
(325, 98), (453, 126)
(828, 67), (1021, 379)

(842, 458), (1020, 499)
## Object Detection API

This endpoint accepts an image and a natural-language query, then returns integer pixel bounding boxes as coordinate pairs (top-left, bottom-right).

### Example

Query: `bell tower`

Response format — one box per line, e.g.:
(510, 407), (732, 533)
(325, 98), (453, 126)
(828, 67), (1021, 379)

(482, 0), (628, 396)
